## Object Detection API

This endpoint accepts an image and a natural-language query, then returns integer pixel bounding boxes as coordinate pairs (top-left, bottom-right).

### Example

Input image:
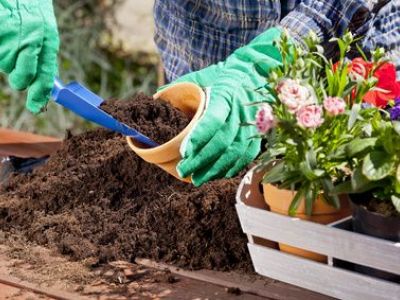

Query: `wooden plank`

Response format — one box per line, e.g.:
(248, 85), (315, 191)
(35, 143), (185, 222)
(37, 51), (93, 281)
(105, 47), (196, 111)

(0, 128), (62, 158)
(248, 244), (400, 300)
(0, 128), (60, 144)
(236, 204), (400, 275)
(0, 274), (87, 300)
(135, 258), (333, 300)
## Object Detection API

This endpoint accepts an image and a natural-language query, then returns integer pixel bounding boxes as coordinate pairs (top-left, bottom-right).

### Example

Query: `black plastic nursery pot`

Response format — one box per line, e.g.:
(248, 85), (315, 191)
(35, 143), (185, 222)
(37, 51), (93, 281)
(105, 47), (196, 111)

(350, 194), (400, 283)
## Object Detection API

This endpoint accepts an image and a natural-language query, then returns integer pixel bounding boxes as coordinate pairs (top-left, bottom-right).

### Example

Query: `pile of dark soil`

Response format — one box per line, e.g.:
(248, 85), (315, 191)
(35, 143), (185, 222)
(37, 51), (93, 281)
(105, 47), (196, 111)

(101, 95), (191, 144)
(0, 95), (252, 272)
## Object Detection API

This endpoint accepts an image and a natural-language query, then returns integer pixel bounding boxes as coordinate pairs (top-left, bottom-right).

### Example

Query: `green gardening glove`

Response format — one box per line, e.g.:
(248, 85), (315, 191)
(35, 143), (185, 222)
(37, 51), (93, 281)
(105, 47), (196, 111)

(163, 27), (284, 186)
(0, 0), (59, 114)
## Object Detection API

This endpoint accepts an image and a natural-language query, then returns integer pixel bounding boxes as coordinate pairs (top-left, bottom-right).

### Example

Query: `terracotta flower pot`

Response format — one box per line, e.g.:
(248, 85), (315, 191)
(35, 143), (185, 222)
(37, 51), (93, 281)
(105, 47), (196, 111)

(126, 82), (206, 182)
(262, 183), (351, 263)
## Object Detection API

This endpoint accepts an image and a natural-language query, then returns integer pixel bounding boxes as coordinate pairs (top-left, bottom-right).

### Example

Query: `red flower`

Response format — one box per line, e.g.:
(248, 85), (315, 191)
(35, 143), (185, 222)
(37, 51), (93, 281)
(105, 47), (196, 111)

(348, 58), (373, 81)
(332, 61), (340, 73)
(364, 63), (400, 108)
(332, 58), (373, 81)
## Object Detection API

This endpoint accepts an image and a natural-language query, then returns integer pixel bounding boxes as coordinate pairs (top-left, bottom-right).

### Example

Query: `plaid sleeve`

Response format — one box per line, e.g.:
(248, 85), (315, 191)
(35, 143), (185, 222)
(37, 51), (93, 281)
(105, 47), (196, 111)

(279, 0), (370, 46)
(361, 1), (400, 78)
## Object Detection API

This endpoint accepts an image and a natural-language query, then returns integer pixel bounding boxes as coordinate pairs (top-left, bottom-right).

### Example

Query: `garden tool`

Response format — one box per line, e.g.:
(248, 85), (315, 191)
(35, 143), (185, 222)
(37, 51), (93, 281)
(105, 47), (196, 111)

(51, 78), (158, 148)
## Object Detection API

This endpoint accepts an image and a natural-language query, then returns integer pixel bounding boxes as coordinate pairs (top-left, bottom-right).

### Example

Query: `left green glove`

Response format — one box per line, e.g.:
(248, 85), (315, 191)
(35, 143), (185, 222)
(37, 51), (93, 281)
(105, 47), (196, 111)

(162, 27), (284, 186)
(0, 0), (60, 114)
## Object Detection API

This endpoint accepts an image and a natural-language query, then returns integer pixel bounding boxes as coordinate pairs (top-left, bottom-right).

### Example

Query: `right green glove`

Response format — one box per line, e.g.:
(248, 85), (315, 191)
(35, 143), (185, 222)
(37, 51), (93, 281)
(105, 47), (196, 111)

(162, 27), (285, 186)
(0, 0), (60, 114)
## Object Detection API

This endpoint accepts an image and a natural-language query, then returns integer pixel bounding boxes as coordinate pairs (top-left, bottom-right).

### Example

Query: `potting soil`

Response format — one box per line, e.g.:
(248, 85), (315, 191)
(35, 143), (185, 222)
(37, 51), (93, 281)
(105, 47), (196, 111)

(101, 95), (191, 144)
(0, 95), (252, 272)
(366, 198), (399, 217)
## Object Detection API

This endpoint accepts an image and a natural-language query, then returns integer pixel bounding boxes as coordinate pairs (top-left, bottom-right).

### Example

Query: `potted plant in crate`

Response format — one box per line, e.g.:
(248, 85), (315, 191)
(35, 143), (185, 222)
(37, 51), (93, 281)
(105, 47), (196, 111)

(252, 32), (388, 262)
(331, 64), (400, 280)
(346, 114), (400, 236)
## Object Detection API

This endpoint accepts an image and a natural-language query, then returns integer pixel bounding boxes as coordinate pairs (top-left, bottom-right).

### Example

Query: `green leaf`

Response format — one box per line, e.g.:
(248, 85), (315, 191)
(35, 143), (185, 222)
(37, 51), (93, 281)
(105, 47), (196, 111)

(288, 186), (305, 216)
(394, 180), (400, 194)
(286, 138), (297, 146)
(343, 82), (358, 98)
(363, 123), (373, 136)
(321, 178), (340, 209)
(259, 147), (286, 162)
(351, 167), (374, 192)
(279, 175), (302, 189)
(391, 195), (400, 213)
(362, 151), (396, 181)
(264, 84), (280, 99)
(300, 161), (322, 181)
(305, 144), (317, 168)
(348, 104), (361, 130)
(304, 184), (315, 216)
(326, 67), (335, 95)
(332, 181), (353, 194)
(338, 39), (346, 60)
(356, 43), (368, 61)
(328, 144), (347, 160)
(337, 66), (349, 96)
(397, 165), (400, 183)
(393, 121), (400, 136)
(345, 138), (377, 158)
(308, 58), (323, 69)
(263, 161), (285, 184)
(382, 129), (395, 155)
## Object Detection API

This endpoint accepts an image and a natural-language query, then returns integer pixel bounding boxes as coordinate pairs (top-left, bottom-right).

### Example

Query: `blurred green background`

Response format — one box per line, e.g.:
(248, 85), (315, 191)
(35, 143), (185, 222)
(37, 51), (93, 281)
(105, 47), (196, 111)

(0, 0), (158, 137)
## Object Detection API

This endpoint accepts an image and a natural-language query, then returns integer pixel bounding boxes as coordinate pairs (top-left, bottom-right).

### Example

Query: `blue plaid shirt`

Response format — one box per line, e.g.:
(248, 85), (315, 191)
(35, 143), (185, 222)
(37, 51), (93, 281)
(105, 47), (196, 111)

(154, 0), (400, 81)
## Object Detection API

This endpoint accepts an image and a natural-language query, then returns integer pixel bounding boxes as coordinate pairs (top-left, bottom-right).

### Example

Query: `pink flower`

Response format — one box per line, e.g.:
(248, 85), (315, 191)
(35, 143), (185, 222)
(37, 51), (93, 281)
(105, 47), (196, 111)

(256, 104), (275, 134)
(296, 105), (324, 129)
(323, 97), (346, 116)
(276, 79), (315, 114)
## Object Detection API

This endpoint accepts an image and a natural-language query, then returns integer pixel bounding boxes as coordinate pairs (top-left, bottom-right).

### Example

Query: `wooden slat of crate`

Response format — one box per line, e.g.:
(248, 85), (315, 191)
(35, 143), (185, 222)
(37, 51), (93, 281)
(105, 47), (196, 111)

(248, 244), (400, 300)
(236, 203), (400, 275)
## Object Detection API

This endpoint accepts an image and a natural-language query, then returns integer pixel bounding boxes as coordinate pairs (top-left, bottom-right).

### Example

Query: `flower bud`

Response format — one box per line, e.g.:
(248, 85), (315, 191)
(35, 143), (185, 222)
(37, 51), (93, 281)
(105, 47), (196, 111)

(316, 45), (324, 54)
(343, 32), (354, 44)
(296, 58), (305, 69)
(256, 104), (276, 134)
(309, 31), (319, 43)
(269, 72), (279, 82)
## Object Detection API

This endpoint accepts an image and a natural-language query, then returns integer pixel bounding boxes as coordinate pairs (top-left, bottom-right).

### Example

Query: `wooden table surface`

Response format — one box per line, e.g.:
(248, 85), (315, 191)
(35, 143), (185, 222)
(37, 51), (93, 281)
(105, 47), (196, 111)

(0, 128), (62, 158)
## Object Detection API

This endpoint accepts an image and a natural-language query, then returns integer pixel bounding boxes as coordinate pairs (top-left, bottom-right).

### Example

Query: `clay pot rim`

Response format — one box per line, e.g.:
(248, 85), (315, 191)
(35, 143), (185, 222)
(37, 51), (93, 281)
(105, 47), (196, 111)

(263, 182), (349, 216)
(349, 196), (400, 221)
(126, 83), (206, 156)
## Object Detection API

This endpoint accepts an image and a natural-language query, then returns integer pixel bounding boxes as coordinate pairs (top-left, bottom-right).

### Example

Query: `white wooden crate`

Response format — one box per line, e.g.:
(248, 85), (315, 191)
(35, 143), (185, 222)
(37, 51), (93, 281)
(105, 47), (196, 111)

(235, 166), (400, 300)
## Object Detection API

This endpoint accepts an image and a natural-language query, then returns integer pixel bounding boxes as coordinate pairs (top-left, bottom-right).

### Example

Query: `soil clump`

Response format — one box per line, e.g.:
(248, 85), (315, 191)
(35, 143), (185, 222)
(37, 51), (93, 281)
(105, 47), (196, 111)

(0, 95), (251, 272)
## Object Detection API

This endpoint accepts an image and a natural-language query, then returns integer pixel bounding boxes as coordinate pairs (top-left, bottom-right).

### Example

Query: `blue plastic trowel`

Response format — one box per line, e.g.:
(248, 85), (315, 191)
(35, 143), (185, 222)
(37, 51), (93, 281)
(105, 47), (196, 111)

(51, 78), (158, 148)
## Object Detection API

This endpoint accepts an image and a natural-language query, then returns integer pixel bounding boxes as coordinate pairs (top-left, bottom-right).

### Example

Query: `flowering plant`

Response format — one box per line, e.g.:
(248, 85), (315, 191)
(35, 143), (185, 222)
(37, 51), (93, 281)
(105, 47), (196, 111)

(332, 100), (400, 215)
(254, 32), (400, 216)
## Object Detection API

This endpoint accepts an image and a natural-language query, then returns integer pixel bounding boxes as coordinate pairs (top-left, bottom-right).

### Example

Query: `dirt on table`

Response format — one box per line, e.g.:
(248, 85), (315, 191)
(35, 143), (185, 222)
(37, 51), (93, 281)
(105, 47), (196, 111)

(0, 94), (252, 273)
(101, 95), (191, 144)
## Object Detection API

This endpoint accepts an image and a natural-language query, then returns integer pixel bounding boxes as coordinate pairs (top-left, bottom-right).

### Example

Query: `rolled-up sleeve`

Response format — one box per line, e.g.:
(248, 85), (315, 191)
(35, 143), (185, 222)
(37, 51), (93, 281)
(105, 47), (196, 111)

(280, 0), (370, 46)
